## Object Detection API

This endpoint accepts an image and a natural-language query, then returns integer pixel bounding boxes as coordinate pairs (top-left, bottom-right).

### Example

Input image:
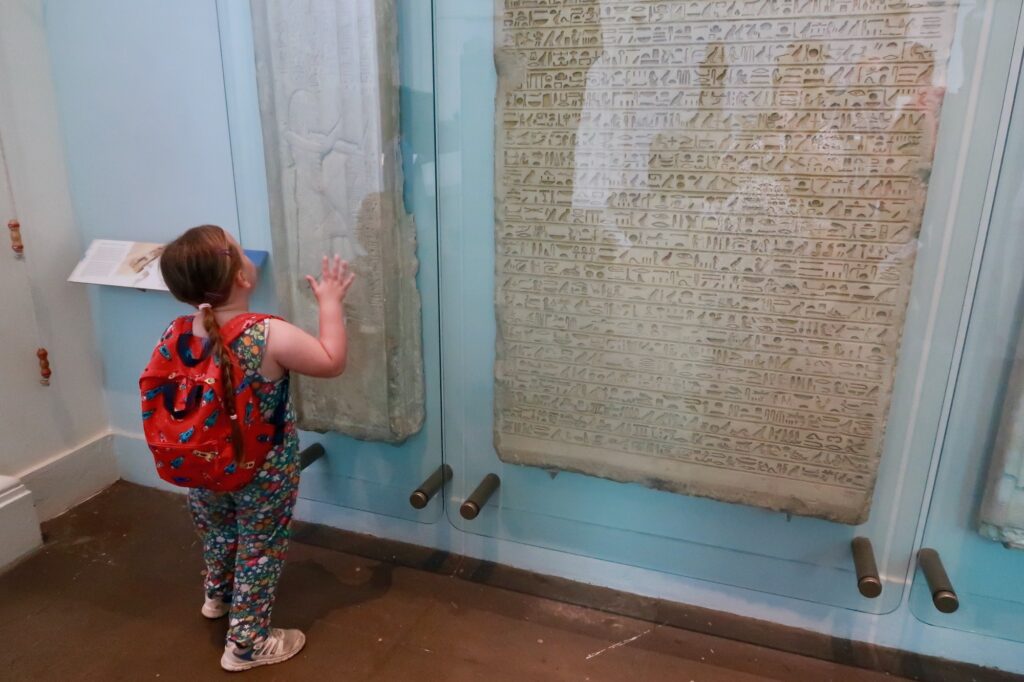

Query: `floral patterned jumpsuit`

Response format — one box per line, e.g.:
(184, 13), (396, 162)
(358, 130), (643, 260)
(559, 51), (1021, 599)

(186, 320), (300, 648)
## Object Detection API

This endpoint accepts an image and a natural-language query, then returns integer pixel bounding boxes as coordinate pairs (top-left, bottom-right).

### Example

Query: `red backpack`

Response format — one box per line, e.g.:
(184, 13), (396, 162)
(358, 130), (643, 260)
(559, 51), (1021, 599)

(139, 313), (287, 492)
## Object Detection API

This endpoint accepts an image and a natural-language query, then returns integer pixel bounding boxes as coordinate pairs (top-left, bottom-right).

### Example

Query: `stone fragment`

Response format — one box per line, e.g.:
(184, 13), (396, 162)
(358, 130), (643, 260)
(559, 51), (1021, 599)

(252, 0), (423, 441)
(492, 0), (957, 523)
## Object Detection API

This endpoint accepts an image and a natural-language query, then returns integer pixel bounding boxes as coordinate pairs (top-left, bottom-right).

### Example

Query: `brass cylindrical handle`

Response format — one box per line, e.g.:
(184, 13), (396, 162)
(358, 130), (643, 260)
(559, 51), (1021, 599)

(9, 219), (24, 256)
(460, 473), (500, 520)
(918, 548), (958, 613)
(298, 443), (326, 470)
(851, 537), (882, 598)
(37, 348), (51, 386)
(410, 464), (453, 509)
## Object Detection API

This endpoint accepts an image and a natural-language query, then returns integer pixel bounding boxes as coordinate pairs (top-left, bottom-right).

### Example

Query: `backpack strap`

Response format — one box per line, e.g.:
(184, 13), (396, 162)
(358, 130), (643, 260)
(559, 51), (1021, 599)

(165, 316), (213, 368)
(169, 316), (194, 337)
(220, 313), (282, 345)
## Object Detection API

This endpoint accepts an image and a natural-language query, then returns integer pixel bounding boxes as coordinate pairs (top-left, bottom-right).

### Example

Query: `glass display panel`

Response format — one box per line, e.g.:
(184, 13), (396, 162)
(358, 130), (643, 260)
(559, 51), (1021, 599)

(222, 0), (445, 523)
(911, 51), (1024, 642)
(438, 0), (1024, 609)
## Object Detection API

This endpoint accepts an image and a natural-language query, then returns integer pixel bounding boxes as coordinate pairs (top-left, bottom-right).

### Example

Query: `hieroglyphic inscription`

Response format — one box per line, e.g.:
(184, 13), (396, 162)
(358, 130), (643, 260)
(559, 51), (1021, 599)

(494, 0), (957, 523)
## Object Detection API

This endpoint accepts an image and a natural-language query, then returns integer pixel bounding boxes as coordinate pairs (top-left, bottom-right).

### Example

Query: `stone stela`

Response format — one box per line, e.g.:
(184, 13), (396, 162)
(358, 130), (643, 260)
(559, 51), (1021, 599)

(492, 0), (957, 523)
(252, 0), (424, 442)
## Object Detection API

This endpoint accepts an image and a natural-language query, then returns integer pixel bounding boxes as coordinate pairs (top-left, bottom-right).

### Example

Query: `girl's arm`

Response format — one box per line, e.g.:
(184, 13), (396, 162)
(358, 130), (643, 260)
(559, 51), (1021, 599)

(265, 256), (355, 378)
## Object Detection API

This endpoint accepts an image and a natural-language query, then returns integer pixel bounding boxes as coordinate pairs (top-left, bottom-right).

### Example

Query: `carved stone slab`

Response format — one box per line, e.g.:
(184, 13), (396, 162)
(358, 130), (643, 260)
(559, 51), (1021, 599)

(493, 0), (957, 523)
(252, 0), (423, 441)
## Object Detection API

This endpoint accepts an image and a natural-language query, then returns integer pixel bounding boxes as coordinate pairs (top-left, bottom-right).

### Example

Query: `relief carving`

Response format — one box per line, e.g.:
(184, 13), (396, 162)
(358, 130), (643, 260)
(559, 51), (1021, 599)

(252, 0), (424, 441)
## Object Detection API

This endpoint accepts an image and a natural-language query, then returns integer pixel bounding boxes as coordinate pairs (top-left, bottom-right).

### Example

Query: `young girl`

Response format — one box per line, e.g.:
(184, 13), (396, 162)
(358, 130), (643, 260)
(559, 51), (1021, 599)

(156, 225), (354, 671)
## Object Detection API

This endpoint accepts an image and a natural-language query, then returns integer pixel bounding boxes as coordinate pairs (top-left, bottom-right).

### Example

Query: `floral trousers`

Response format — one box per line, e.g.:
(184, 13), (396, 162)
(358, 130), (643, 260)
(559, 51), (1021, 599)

(187, 439), (300, 648)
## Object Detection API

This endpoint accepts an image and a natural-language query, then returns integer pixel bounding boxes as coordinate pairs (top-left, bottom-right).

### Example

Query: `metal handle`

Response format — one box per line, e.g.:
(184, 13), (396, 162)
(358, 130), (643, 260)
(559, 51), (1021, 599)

(410, 464), (453, 509)
(851, 537), (882, 598)
(298, 443), (326, 470)
(37, 348), (51, 386)
(8, 219), (24, 256)
(460, 473), (500, 520)
(918, 548), (958, 613)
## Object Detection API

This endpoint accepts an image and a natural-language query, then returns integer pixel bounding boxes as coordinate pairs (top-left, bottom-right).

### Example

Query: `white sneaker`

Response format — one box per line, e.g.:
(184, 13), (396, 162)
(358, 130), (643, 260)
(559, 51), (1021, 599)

(220, 628), (306, 672)
(201, 594), (231, 619)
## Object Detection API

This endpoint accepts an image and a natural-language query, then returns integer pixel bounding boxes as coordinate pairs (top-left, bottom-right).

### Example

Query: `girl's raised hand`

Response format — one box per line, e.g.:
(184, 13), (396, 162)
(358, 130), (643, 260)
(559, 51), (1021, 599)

(305, 255), (355, 304)
(271, 255), (353, 378)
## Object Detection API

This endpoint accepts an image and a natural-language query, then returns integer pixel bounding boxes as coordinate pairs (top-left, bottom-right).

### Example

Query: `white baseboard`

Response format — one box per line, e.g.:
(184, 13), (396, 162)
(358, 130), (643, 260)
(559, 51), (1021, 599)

(0, 476), (42, 570)
(17, 431), (119, 521)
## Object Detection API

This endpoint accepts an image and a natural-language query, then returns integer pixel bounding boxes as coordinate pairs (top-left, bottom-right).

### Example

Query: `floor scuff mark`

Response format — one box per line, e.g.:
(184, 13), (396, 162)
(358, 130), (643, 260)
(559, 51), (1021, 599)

(585, 628), (653, 661)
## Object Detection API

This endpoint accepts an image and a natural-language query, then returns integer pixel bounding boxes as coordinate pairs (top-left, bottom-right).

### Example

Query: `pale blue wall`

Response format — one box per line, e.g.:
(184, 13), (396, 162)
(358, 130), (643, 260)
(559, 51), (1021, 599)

(42, 0), (1024, 675)
(43, 0), (239, 433)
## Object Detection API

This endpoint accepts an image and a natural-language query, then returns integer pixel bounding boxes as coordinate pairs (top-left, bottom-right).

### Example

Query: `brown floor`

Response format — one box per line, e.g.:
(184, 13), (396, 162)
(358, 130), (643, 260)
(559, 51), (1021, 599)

(0, 483), (911, 681)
